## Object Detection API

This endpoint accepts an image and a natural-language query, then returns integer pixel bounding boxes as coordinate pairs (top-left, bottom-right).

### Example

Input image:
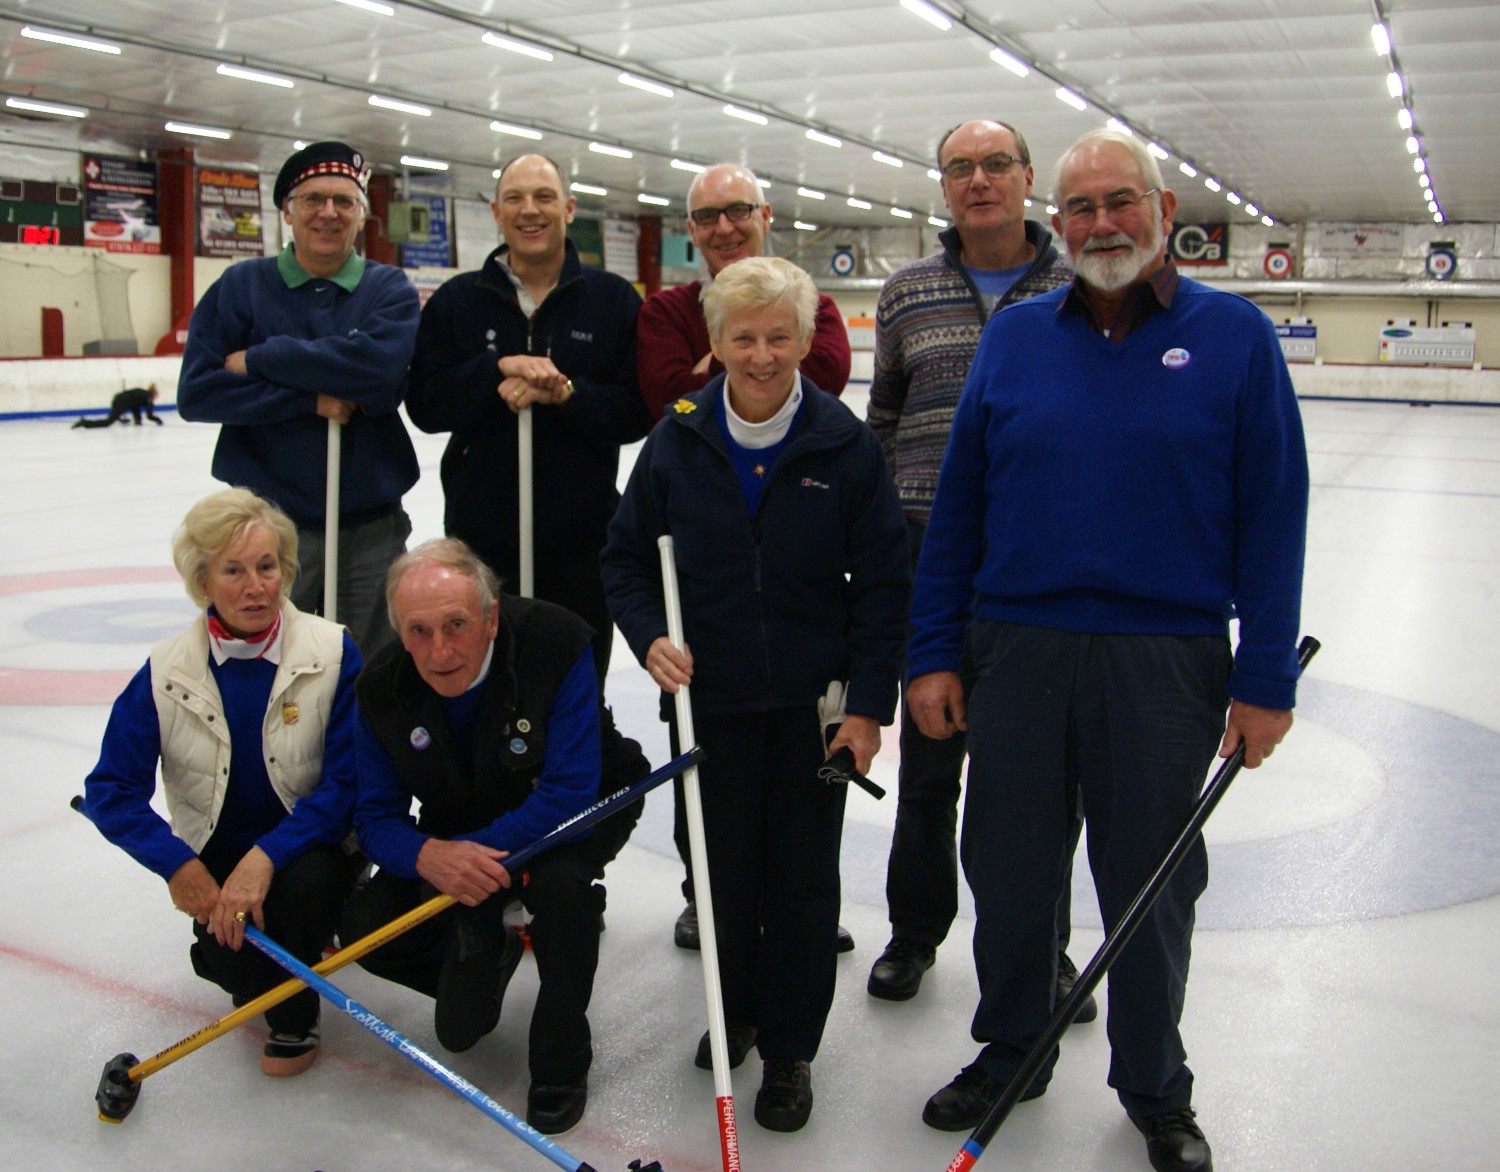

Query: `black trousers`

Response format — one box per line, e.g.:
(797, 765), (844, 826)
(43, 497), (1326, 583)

(189, 845), (364, 1035)
(961, 622), (1230, 1116)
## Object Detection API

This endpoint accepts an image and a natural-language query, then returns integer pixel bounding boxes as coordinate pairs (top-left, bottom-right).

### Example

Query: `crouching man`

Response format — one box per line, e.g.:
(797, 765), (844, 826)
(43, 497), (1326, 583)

(342, 538), (615, 1136)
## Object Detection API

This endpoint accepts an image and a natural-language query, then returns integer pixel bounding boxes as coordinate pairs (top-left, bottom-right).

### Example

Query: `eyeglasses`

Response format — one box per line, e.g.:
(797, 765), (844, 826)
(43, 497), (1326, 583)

(1061, 188), (1160, 222)
(291, 192), (362, 214)
(688, 202), (762, 227)
(940, 152), (1027, 184)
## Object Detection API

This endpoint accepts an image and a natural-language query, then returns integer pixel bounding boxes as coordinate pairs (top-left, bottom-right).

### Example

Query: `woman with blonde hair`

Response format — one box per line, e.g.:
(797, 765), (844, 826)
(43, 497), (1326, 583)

(83, 487), (364, 1076)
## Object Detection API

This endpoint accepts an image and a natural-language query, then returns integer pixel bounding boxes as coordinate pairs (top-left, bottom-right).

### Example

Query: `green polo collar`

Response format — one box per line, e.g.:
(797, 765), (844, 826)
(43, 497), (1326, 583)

(278, 244), (366, 292)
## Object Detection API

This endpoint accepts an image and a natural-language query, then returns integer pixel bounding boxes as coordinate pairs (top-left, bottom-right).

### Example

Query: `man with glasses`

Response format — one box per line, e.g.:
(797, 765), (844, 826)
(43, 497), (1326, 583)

(636, 162), (850, 421)
(865, 119), (1074, 1007)
(179, 140), (419, 655)
(907, 129), (1308, 1172)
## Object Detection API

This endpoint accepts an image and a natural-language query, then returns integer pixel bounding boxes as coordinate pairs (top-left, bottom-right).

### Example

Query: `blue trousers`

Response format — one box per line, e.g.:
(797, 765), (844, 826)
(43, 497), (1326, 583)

(961, 621), (1230, 1117)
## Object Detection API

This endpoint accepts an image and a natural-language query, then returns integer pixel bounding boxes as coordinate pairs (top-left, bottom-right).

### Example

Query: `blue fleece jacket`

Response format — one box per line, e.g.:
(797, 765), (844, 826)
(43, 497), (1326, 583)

(178, 251), (420, 528)
(909, 276), (1308, 710)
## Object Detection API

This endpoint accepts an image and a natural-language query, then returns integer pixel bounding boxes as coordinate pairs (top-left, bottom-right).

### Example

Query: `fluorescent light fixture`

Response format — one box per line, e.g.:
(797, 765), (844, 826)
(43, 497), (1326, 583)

(805, 128), (843, 148)
(1433, 211), (1443, 223)
(671, 159), (706, 173)
(1106, 118), (1133, 136)
(482, 32), (553, 61)
(796, 187), (826, 200)
(1418, 174), (1431, 189)
(1226, 192), (1241, 205)
(900, 0), (951, 31)
(793, 221), (818, 231)
(846, 197), (872, 210)
(165, 120), (232, 140)
(20, 25), (121, 54)
(619, 72), (673, 98)
(928, 216), (949, 228)
(1147, 142), (1169, 161)
(638, 193), (670, 206)
(369, 94), (431, 116)
(333, 0), (395, 14)
(400, 155), (448, 171)
(1056, 87), (1087, 112)
(1244, 203), (1259, 216)
(570, 182), (607, 197)
(492, 169), (502, 179)
(491, 120), (542, 140)
(1178, 162), (1198, 178)
(1397, 107), (1413, 130)
(890, 207), (914, 219)
(217, 63), (294, 88)
(757, 178), (772, 189)
(1045, 204), (1059, 216)
(1204, 177), (1222, 192)
(589, 142), (633, 159)
(724, 104), (768, 126)
(294, 140), (308, 150)
(1413, 156), (1426, 173)
(1261, 215), (1274, 227)
(873, 151), (904, 168)
(1386, 71), (1403, 98)
(5, 96), (87, 118)
(927, 168), (943, 181)
(1024, 198), (1033, 207)
(1371, 23), (1391, 57)
(1405, 135), (1420, 155)
(989, 47), (1029, 77)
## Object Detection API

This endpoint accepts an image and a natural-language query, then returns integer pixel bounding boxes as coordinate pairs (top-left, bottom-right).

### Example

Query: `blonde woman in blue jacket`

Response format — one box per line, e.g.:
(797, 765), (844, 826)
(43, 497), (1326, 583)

(83, 488), (363, 1077)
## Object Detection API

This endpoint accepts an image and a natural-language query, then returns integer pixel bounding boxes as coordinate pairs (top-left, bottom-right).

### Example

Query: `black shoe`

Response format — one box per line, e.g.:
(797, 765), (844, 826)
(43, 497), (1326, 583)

(695, 1023), (758, 1071)
(434, 922), (524, 1052)
(260, 1025), (319, 1077)
(527, 1078), (588, 1136)
(836, 924), (855, 953)
(867, 937), (936, 1001)
(921, 1062), (1045, 1131)
(675, 900), (700, 949)
(1132, 1107), (1213, 1172)
(754, 1058), (813, 1132)
(70, 418), (85, 429)
(1056, 950), (1098, 1024)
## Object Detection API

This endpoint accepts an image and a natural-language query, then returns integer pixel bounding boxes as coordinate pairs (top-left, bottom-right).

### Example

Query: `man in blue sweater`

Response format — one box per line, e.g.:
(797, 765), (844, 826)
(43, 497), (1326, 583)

(179, 141), (420, 656)
(908, 130), (1308, 1172)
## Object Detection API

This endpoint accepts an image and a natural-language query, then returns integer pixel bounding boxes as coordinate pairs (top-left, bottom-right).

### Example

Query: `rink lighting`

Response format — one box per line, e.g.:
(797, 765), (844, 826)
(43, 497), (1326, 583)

(899, 0), (952, 32)
(491, 120), (542, 140)
(165, 121), (231, 140)
(1397, 108), (1413, 130)
(481, 33), (554, 62)
(1261, 215), (1275, 227)
(637, 193), (670, 206)
(569, 182), (607, 196)
(670, 159), (705, 173)
(1413, 156), (1426, 174)
(793, 221), (818, 232)
(929, 216), (949, 228)
(989, 48), (1029, 78)
(1418, 174), (1431, 189)
(1106, 118), (1133, 136)
(1433, 211), (1443, 223)
(217, 63), (294, 88)
(369, 95), (431, 116)
(797, 187), (826, 200)
(927, 168), (943, 181)
(1147, 142), (1170, 160)
(758, 178), (772, 189)
(5, 96), (87, 117)
(1244, 203), (1259, 217)
(806, 129), (843, 148)
(1226, 192), (1242, 205)
(1371, 23), (1391, 57)
(1386, 71), (1404, 98)
(873, 151), (904, 168)
(589, 142), (634, 159)
(1405, 136), (1420, 155)
(619, 73), (673, 98)
(724, 105), (768, 126)
(20, 26), (121, 54)
(1056, 88), (1088, 112)
(400, 156), (448, 171)
(1204, 177), (1222, 192)
(847, 197), (873, 210)
(333, 0), (395, 14)
(890, 207), (914, 219)
(1045, 204), (1059, 216)
(1178, 162), (1198, 178)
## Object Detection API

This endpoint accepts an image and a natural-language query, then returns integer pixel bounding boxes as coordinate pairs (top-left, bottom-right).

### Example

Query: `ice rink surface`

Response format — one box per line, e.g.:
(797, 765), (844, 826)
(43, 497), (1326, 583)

(2, 390), (1498, 1171)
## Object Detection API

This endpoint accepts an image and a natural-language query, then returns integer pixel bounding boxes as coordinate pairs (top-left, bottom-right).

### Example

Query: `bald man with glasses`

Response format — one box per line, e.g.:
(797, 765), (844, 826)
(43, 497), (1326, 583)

(635, 162), (851, 421)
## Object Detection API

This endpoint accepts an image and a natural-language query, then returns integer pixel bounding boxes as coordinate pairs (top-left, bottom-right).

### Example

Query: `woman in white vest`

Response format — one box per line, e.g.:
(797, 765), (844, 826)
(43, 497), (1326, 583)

(82, 487), (363, 1077)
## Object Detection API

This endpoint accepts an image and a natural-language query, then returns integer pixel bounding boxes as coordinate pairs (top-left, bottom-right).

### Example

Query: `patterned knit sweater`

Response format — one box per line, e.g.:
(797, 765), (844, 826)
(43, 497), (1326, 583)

(866, 222), (1071, 522)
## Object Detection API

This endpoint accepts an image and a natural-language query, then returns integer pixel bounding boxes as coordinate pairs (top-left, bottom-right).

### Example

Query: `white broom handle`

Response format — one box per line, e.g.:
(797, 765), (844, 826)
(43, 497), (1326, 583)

(518, 407), (534, 598)
(658, 535), (739, 1170)
(323, 418), (341, 622)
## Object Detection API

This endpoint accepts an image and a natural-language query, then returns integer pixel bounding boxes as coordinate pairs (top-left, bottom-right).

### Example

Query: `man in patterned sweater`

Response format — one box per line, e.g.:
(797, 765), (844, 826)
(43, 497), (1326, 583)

(864, 118), (1078, 1006)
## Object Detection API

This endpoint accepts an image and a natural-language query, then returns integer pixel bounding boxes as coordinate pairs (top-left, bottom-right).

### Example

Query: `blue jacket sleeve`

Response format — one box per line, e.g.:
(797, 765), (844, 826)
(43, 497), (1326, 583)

(83, 663), (196, 883)
(179, 273), (314, 425)
(256, 633), (364, 870)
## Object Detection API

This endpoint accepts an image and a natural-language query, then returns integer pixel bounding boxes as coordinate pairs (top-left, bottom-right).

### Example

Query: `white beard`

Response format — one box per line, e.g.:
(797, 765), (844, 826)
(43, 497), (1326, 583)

(1070, 213), (1165, 292)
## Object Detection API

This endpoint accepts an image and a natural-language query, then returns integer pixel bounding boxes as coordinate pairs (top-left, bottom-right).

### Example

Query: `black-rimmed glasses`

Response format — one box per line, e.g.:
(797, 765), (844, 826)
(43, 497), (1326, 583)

(687, 202), (762, 227)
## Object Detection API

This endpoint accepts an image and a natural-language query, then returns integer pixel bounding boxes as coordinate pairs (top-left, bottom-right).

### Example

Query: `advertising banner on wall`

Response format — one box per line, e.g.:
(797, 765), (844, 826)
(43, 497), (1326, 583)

(401, 194), (451, 268)
(197, 168), (264, 258)
(82, 154), (161, 254)
(1317, 223), (1403, 259)
(1169, 222), (1229, 266)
